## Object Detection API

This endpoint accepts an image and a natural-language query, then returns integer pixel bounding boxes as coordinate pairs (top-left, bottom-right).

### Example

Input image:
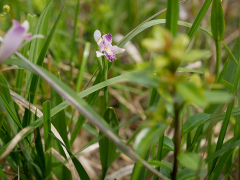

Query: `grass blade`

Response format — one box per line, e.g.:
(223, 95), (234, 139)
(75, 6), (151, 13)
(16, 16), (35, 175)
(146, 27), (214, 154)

(76, 42), (91, 92)
(69, 0), (81, 81)
(15, 52), (169, 180)
(34, 111), (45, 176)
(43, 101), (52, 178)
(99, 107), (119, 179)
(165, 0), (179, 36)
(187, 0), (212, 41)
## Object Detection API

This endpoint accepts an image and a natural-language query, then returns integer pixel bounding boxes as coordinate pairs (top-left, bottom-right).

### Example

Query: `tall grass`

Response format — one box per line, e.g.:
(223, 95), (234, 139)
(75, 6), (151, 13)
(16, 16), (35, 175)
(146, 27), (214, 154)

(0, 0), (239, 180)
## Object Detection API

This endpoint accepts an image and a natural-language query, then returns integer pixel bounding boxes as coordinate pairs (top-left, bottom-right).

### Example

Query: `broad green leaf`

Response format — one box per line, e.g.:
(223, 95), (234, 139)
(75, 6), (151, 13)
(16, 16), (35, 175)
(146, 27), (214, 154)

(141, 38), (165, 51)
(181, 50), (211, 62)
(204, 90), (233, 104)
(177, 82), (207, 108)
(154, 136), (174, 151)
(99, 107), (119, 179)
(163, 136), (174, 151)
(126, 70), (160, 88)
(177, 67), (203, 74)
(178, 152), (205, 171)
(211, 0), (225, 41)
(177, 168), (206, 180)
(148, 160), (172, 170)
(183, 113), (211, 135)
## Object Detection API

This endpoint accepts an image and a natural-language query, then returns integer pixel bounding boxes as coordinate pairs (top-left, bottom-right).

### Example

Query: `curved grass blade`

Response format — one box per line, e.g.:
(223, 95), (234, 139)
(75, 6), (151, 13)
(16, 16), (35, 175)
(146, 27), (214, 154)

(15, 52), (169, 180)
(187, 0), (212, 41)
(205, 139), (240, 163)
(27, 4), (66, 105)
(26, 0), (52, 85)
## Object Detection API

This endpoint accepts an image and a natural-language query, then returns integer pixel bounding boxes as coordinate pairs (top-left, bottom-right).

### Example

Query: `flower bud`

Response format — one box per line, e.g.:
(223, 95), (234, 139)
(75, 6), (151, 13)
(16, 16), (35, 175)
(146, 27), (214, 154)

(3, 5), (10, 13)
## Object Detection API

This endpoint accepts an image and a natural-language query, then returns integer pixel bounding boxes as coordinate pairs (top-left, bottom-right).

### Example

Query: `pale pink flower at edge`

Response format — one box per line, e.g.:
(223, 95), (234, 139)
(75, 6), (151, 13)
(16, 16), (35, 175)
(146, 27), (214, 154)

(0, 19), (31, 62)
(94, 30), (125, 62)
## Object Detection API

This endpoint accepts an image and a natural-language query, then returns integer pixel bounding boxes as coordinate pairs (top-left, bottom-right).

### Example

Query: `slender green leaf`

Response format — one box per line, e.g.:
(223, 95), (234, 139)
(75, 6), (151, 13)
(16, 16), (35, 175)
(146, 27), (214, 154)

(206, 139), (240, 163)
(212, 150), (233, 180)
(165, 0), (179, 36)
(183, 113), (211, 135)
(211, 0), (225, 41)
(99, 107), (119, 179)
(43, 101), (52, 177)
(76, 42), (91, 92)
(177, 82), (207, 108)
(178, 153), (205, 171)
(148, 160), (172, 170)
(187, 0), (212, 41)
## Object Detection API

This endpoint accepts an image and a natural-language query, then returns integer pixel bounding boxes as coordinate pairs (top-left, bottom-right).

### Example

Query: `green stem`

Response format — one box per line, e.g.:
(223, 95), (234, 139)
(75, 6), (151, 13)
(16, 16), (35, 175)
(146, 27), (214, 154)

(215, 40), (221, 78)
(103, 58), (108, 109)
(171, 103), (180, 180)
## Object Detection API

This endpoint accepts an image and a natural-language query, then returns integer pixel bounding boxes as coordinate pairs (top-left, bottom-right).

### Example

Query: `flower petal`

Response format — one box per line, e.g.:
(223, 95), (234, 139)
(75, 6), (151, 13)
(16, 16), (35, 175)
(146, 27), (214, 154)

(94, 30), (101, 42)
(104, 48), (116, 62)
(24, 33), (32, 39)
(0, 21), (25, 62)
(111, 45), (125, 54)
(98, 40), (104, 52)
(12, 19), (20, 26)
(102, 33), (112, 45)
(96, 51), (104, 58)
(21, 20), (29, 33)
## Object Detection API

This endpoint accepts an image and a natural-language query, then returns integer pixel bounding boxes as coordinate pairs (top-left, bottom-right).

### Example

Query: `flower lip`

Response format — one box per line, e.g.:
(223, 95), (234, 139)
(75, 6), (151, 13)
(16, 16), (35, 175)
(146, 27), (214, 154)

(94, 30), (125, 62)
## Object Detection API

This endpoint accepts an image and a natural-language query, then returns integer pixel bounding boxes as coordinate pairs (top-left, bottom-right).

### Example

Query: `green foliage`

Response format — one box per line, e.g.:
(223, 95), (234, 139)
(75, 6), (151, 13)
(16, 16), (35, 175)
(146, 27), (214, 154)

(99, 107), (119, 179)
(211, 0), (225, 41)
(0, 0), (239, 179)
(177, 152), (205, 171)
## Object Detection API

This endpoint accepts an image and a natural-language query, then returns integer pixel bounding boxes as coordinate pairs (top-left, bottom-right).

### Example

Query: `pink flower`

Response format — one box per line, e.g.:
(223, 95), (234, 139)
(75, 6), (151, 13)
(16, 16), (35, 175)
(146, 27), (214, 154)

(0, 19), (31, 62)
(94, 30), (125, 62)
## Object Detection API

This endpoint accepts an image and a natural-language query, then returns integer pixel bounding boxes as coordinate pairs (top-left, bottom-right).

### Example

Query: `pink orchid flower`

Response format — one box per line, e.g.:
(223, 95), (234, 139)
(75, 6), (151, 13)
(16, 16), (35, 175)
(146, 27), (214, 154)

(94, 30), (125, 62)
(0, 19), (31, 62)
